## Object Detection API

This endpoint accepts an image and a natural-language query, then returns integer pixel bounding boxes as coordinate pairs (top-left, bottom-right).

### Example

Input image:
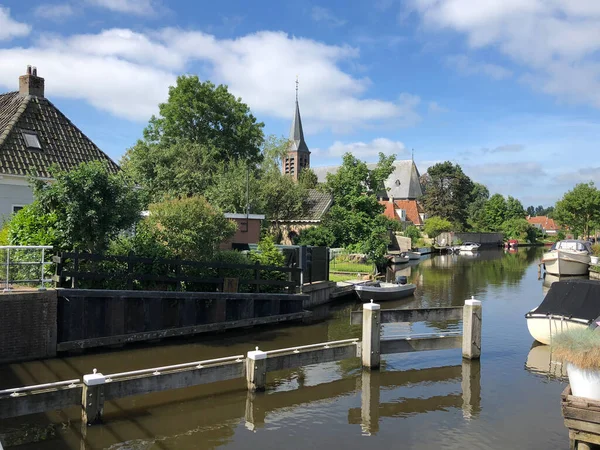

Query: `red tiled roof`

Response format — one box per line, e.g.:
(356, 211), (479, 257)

(527, 216), (559, 231)
(380, 199), (423, 225)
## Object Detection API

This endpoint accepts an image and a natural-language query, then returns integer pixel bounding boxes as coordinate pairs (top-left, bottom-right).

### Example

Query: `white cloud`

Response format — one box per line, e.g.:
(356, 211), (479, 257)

(428, 101), (447, 113)
(446, 54), (512, 80)
(86, 0), (157, 15)
(555, 167), (600, 185)
(410, 0), (600, 108)
(483, 144), (524, 153)
(0, 28), (414, 128)
(311, 6), (346, 27)
(0, 6), (30, 41)
(316, 138), (407, 159)
(34, 4), (75, 21)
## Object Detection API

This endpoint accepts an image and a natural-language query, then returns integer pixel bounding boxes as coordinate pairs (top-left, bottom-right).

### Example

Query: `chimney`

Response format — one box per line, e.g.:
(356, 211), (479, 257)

(19, 65), (45, 97)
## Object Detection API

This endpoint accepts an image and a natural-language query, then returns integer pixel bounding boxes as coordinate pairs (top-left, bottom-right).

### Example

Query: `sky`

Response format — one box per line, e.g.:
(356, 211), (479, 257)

(1, 0), (600, 207)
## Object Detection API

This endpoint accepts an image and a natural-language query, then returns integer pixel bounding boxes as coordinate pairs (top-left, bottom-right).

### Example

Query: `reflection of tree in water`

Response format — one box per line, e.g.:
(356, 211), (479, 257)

(411, 248), (542, 307)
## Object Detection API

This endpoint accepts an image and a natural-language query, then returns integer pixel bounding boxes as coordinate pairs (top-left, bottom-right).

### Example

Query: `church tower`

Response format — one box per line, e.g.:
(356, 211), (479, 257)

(283, 79), (310, 180)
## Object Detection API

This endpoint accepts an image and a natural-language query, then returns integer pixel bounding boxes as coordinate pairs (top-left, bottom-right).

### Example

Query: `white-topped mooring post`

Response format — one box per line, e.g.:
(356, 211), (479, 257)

(82, 369), (106, 425)
(362, 301), (381, 369)
(246, 347), (267, 392)
(462, 297), (482, 360)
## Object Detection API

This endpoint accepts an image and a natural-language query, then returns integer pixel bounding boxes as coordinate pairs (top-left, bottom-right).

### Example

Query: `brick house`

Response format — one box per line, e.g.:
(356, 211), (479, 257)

(0, 66), (119, 222)
(526, 216), (560, 236)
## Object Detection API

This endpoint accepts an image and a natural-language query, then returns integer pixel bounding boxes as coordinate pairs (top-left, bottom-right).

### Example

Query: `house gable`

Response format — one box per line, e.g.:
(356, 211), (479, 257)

(0, 92), (119, 178)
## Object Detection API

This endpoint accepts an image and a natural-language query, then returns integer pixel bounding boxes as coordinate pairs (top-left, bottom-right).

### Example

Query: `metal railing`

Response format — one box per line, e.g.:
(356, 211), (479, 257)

(0, 379), (80, 397)
(103, 355), (245, 381)
(0, 245), (53, 292)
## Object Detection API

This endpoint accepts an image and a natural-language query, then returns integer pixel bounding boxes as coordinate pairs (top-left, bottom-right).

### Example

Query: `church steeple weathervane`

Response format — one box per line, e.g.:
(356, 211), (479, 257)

(282, 77), (310, 180)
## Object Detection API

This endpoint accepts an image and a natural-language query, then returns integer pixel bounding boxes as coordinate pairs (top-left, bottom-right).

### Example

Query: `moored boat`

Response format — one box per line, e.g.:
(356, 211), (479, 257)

(541, 239), (592, 276)
(354, 277), (416, 302)
(525, 279), (600, 345)
(405, 251), (422, 260)
(458, 242), (481, 252)
(386, 253), (409, 264)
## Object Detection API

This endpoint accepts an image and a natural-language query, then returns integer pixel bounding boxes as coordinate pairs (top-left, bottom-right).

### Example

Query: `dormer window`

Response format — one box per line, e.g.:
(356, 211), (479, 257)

(22, 130), (41, 149)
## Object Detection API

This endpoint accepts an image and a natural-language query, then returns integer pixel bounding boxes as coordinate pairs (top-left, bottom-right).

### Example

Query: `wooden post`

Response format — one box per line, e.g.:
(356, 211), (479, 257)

(462, 298), (482, 360)
(127, 251), (134, 290)
(254, 262), (261, 293)
(362, 301), (381, 369)
(174, 256), (181, 292)
(246, 347), (267, 392)
(81, 369), (105, 425)
(72, 251), (79, 289)
(360, 369), (380, 435)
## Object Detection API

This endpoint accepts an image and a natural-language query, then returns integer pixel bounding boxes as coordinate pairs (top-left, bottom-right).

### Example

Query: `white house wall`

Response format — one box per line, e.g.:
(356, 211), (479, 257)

(0, 178), (34, 224)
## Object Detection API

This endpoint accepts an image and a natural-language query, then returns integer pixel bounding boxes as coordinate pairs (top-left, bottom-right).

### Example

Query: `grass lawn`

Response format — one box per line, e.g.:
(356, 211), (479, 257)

(330, 273), (363, 282)
(329, 261), (374, 273)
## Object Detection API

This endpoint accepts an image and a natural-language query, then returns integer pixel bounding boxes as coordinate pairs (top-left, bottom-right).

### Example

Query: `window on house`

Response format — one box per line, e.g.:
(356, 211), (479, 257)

(240, 221), (248, 232)
(22, 131), (42, 149)
(12, 205), (25, 213)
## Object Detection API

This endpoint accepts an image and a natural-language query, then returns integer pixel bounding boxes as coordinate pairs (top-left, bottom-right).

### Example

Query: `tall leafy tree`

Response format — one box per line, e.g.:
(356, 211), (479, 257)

(26, 161), (141, 252)
(505, 196), (526, 220)
(554, 182), (600, 238)
(122, 76), (265, 201)
(421, 161), (474, 229)
(481, 194), (508, 231)
(467, 183), (490, 231)
(299, 152), (397, 264)
(526, 205), (535, 216)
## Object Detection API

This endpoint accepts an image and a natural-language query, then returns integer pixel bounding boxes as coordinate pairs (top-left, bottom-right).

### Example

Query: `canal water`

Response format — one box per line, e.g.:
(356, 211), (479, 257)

(0, 247), (571, 449)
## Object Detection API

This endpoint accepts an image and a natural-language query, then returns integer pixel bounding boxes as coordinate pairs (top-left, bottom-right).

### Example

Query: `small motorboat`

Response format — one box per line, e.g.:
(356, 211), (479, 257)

(505, 239), (518, 249)
(525, 279), (600, 345)
(458, 242), (481, 252)
(354, 276), (416, 302)
(386, 253), (409, 265)
(405, 251), (422, 260)
(541, 239), (592, 276)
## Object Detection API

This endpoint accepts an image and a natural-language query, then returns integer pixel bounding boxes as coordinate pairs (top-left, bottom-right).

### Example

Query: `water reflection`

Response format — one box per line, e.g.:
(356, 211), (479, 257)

(541, 273), (588, 296)
(525, 342), (568, 381)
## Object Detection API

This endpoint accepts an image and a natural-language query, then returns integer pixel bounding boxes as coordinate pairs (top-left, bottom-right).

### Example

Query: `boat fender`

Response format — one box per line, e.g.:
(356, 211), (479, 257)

(396, 275), (408, 285)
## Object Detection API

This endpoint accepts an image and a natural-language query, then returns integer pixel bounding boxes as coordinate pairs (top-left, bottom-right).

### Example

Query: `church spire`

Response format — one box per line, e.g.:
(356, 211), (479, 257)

(283, 77), (310, 180)
(288, 76), (309, 154)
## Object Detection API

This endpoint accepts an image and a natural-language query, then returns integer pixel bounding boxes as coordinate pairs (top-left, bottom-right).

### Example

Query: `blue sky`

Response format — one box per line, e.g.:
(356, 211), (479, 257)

(1, 0), (600, 207)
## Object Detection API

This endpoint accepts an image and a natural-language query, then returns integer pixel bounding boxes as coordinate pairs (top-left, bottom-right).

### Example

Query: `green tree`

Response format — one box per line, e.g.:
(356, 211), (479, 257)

(481, 194), (508, 231)
(526, 205), (535, 216)
(295, 226), (335, 247)
(31, 161), (141, 252)
(144, 195), (236, 260)
(421, 161), (474, 229)
(423, 216), (453, 239)
(142, 75), (264, 162)
(505, 196), (526, 220)
(298, 168), (319, 189)
(122, 76), (265, 200)
(554, 182), (600, 238)
(501, 217), (538, 242)
(467, 182), (489, 231)
(301, 152), (397, 263)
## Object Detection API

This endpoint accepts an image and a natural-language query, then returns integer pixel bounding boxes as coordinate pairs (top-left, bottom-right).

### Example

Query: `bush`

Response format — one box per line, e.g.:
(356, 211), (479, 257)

(295, 226), (335, 247)
(404, 225), (421, 247)
(423, 216), (452, 239)
(6, 203), (59, 247)
(249, 236), (286, 292)
(592, 243), (600, 257)
(145, 195), (236, 260)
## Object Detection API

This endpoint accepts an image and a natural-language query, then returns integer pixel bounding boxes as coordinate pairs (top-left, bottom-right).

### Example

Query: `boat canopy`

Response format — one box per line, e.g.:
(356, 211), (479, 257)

(533, 280), (600, 322)
(553, 240), (593, 253)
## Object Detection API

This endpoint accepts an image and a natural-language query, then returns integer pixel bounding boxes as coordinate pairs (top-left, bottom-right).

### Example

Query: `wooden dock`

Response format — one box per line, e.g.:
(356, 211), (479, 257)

(562, 385), (600, 449)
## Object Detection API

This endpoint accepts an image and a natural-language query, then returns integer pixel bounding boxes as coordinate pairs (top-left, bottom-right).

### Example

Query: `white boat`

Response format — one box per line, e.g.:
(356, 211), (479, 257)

(526, 279), (600, 345)
(355, 279), (416, 302)
(457, 242), (480, 252)
(525, 343), (568, 380)
(541, 239), (592, 276)
(405, 251), (421, 260)
(387, 253), (409, 264)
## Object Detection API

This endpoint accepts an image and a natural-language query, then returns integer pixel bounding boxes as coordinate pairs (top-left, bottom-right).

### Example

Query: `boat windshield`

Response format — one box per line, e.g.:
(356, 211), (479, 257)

(556, 240), (592, 252)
